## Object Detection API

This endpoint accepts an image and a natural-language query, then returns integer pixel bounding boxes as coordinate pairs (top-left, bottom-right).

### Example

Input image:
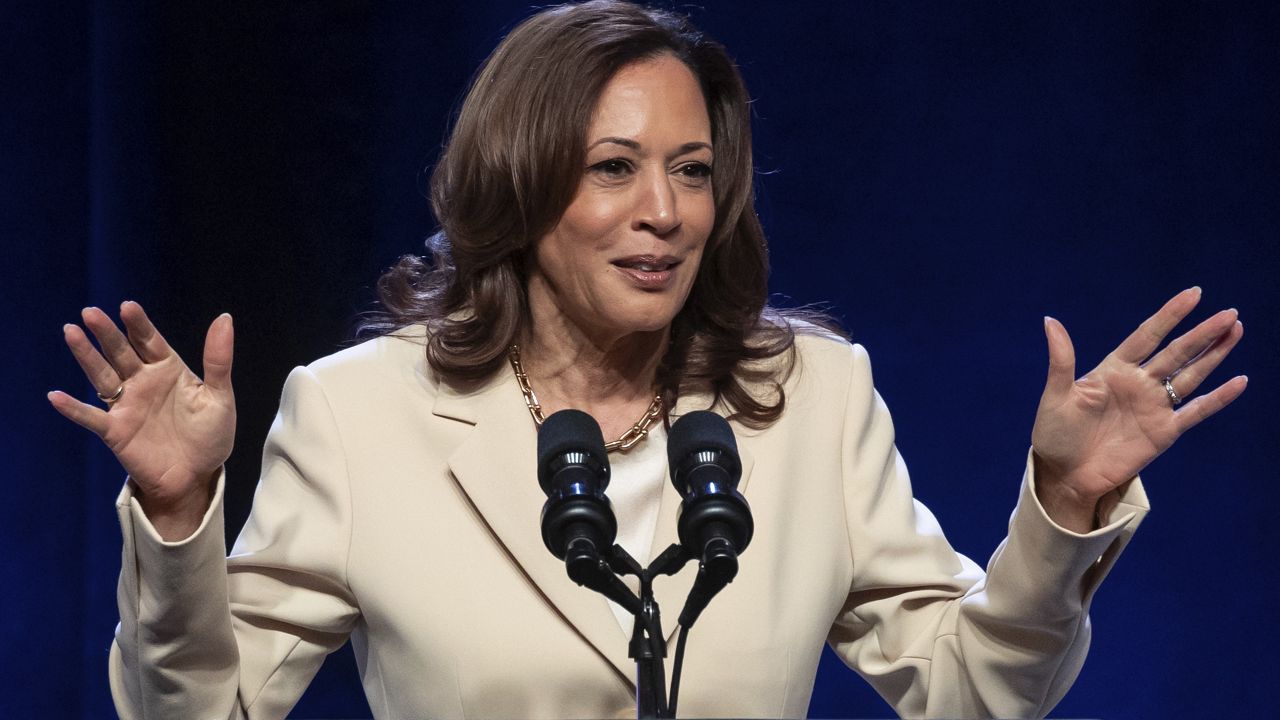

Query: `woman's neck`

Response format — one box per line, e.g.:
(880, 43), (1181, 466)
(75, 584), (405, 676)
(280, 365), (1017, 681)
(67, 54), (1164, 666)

(520, 288), (667, 436)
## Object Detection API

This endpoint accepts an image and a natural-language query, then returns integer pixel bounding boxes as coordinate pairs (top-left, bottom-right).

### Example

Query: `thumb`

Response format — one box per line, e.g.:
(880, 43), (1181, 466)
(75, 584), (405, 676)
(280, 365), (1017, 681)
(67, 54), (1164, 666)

(203, 313), (234, 393)
(1042, 316), (1076, 399)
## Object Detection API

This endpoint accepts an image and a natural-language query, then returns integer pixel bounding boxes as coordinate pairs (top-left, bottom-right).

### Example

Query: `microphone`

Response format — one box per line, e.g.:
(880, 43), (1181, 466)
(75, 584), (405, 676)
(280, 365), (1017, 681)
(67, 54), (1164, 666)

(537, 409), (640, 614)
(537, 409), (617, 560)
(667, 411), (753, 628)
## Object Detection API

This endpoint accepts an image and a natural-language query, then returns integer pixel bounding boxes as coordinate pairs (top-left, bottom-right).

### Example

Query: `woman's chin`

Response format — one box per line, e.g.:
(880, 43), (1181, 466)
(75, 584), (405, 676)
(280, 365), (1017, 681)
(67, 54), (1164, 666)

(591, 306), (682, 338)
(612, 317), (676, 337)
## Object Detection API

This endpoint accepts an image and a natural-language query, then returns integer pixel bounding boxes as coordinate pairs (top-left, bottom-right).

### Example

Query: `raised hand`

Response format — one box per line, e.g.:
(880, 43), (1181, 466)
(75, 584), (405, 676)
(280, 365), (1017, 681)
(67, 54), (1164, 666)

(48, 302), (236, 540)
(1030, 287), (1246, 533)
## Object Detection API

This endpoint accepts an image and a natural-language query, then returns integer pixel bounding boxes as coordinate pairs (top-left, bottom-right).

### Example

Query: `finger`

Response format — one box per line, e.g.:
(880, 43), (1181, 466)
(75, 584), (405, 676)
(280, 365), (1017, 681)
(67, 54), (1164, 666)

(1113, 287), (1202, 364)
(81, 306), (144, 378)
(46, 390), (110, 437)
(1169, 320), (1243, 397)
(119, 301), (176, 363)
(202, 313), (234, 393)
(1143, 307), (1238, 379)
(1173, 375), (1247, 435)
(1042, 316), (1076, 398)
(64, 323), (123, 396)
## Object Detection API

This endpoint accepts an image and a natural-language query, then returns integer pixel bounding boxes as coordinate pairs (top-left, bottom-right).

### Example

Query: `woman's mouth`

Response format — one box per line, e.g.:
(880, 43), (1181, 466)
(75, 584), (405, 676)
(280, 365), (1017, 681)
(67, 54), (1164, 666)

(611, 256), (681, 289)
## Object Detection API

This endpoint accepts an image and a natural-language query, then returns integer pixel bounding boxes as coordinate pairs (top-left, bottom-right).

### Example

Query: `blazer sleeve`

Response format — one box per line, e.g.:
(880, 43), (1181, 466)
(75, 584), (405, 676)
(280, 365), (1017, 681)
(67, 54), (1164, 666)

(828, 344), (1148, 719)
(109, 365), (360, 720)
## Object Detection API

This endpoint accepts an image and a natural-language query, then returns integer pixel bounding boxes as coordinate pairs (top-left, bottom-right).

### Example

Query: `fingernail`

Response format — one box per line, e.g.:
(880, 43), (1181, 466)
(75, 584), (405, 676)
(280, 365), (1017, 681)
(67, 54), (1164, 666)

(62, 323), (74, 333)
(46, 391), (58, 402)
(1189, 286), (1202, 296)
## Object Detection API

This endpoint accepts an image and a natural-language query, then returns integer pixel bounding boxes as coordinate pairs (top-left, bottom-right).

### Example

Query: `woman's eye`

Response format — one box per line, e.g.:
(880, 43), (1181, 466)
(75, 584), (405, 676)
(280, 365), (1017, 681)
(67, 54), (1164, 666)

(677, 162), (713, 181)
(591, 159), (633, 178)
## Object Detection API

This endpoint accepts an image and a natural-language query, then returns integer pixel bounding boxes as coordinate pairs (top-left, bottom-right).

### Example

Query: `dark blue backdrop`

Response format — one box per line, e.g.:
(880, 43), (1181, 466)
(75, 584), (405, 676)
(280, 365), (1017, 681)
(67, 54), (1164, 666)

(4, 1), (1276, 717)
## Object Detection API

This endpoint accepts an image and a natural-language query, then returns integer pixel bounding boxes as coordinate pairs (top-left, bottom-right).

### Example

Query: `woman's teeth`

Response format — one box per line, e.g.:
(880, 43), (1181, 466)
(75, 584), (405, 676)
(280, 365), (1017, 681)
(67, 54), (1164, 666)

(617, 261), (673, 271)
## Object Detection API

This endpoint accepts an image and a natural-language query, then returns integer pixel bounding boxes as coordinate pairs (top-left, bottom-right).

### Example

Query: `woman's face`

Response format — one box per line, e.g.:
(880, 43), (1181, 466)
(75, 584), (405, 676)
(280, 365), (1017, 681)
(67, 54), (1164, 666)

(529, 53), (715, 342)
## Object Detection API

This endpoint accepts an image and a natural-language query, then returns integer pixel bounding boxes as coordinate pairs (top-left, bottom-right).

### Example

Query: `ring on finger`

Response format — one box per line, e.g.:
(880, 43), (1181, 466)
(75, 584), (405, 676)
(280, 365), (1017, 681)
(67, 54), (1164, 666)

(1162, 376), (1182, 407)
(97, 384), (125, 405)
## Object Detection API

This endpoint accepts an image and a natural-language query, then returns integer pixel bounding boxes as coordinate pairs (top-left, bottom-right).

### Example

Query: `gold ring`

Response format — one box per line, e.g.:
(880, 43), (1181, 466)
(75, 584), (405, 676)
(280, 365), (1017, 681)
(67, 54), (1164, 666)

(97, 384), (125, 405)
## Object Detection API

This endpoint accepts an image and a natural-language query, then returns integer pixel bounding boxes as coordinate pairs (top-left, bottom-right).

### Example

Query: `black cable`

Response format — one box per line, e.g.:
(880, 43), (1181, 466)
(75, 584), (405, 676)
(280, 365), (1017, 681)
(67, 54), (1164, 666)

(667, 624), (690, 718)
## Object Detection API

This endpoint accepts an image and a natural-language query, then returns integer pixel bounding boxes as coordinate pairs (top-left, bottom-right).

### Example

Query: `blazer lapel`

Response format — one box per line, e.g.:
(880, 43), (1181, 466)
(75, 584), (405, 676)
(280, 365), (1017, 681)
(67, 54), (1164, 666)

(434, 370), (637, 684)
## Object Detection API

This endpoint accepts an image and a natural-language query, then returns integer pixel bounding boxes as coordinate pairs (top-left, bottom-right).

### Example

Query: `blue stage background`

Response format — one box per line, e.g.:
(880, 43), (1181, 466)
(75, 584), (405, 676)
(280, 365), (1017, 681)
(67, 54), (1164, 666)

(4, 1), (1276, 717)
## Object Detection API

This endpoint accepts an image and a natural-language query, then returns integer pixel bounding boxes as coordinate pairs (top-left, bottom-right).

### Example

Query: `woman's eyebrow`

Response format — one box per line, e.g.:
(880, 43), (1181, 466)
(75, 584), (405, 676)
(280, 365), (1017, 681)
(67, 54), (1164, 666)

(674, 141), (713, 155)
(587, 137), (713, 155)
(589, 136), (641, 150)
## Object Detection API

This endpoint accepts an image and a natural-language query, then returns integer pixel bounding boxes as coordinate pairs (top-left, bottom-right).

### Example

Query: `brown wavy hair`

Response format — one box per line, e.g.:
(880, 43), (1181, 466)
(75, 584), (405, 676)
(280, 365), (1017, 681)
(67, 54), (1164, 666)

(359, 0), (844, 428)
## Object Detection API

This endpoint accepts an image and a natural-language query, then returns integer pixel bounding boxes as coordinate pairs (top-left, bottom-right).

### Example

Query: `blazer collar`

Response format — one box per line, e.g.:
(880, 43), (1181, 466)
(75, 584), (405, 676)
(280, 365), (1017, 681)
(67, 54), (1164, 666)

(433, 370), (755, 686)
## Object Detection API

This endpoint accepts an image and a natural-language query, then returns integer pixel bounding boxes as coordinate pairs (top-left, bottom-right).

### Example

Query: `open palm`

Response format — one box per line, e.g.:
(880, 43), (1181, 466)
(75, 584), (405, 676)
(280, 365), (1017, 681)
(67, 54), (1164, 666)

(48, 302), (236, 525)
(1032, 288), (1246, 518)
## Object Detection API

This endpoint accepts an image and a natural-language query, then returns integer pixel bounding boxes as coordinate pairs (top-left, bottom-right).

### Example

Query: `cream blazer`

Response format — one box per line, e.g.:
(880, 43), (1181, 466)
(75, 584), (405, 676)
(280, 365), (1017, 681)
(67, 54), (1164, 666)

(109, 328), (1148, 719)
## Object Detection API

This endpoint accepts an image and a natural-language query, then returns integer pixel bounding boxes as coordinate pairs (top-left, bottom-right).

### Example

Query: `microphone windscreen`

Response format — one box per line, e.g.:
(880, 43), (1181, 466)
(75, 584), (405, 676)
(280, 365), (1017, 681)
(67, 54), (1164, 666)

(667, 410), (740, 479)
(537, 409), (608, 489)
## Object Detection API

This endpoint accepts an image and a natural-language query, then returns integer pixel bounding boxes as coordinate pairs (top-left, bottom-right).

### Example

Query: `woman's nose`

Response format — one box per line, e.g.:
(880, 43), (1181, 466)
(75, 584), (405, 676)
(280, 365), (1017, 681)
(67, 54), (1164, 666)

(632, 170), (681, 236)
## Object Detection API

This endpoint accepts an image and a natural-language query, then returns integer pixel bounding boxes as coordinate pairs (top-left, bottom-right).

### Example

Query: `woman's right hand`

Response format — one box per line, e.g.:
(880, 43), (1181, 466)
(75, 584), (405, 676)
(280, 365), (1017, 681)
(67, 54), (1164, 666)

(48, 301), (236, 541)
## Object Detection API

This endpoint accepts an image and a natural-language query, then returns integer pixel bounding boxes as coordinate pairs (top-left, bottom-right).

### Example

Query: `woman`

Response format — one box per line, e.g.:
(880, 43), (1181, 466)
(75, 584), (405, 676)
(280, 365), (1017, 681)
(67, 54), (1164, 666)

(48, 1), (1246, 718)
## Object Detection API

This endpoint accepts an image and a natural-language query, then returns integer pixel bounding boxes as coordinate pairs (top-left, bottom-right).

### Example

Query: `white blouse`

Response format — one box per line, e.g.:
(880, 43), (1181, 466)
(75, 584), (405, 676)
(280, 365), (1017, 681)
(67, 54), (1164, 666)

(603, 424), (668, 634)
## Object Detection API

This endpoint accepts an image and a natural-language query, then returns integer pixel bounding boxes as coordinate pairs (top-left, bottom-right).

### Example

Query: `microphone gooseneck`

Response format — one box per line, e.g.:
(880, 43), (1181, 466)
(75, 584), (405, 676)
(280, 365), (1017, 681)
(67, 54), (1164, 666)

(666, 411), (754, 629)
(536, 409), (641, 616)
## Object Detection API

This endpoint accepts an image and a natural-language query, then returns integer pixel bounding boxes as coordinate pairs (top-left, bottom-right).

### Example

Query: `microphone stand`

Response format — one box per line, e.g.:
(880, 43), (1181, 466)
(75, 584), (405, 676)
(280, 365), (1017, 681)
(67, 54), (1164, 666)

(558, 539), (739, 719)
(604, 543), (694, 719)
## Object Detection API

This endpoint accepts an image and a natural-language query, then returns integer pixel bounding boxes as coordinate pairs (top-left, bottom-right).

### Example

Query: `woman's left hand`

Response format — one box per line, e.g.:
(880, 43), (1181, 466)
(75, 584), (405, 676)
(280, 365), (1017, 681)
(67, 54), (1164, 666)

(1030, 287), (1247, 533)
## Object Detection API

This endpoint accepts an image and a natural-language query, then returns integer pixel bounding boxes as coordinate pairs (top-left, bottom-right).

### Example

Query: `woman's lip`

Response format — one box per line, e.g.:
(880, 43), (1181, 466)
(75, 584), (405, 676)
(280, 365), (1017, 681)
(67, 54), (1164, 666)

(613, 264), (677, 290)
(611, 255), (681, 270)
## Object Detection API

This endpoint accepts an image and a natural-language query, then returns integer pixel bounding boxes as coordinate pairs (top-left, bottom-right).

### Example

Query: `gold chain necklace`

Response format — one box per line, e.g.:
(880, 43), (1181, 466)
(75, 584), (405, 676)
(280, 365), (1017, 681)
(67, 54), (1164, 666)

(508, 344), (664, 452)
